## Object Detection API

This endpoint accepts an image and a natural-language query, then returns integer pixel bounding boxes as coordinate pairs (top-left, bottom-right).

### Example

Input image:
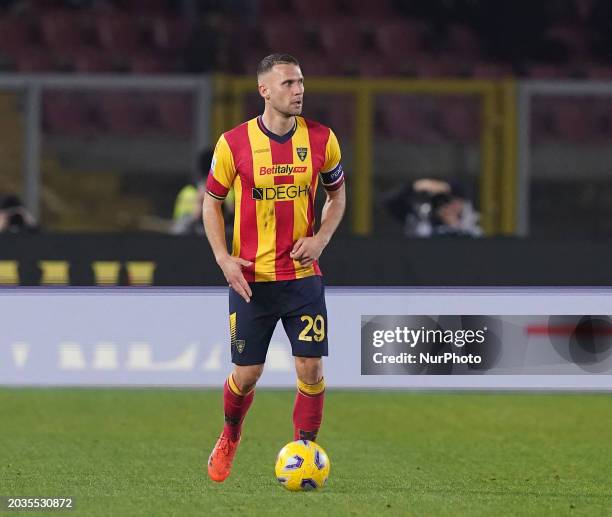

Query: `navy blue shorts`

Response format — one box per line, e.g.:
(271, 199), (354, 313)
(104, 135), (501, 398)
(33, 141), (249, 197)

(228, 275), (328, 366)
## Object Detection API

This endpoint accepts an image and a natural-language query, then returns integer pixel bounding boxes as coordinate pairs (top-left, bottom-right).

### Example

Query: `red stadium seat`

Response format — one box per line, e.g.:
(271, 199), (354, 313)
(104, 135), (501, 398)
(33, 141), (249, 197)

(413, 58), (461, 78)
(261, 19), (308, 56)
(358, 54), (395, 77)
(447, 24), (481, 58)
(318, 19), (364, 58)
(151, 16), (191, 52)
(156, 93), (193, 137)
(546, 24), (589, 57)
(525, 64), (565, 79)
(325, 97), (353, 138)
(96, 13), (142, 52)
(552, 102), (592, 142)
(374, 20), (425, 59)
(122, 0), (168, 13)
(258, 0), (287, 12)
(298, 51), (332, 76)
(470, 62), (514, 78)
(0, 17), (31, 53)
(98, 92), (152, 135)
(352, 0), (395, 18)
(43, 92), (95, 135)
(40, 11), (85, 52)
(15, 48), (55, 71)
(290, 0), (340, 18)
(378, 96), (443, 143)
(585, 64), (612, 79)
(130, 53), (172, 74)
(71, 49), (114, 73)
(439, 99), (480, 144)
(240, 48), (267, 74)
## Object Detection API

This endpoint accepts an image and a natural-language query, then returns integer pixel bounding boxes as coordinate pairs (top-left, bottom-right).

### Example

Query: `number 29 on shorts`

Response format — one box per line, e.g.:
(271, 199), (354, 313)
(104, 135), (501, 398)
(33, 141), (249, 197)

(298, 315), (325, 342)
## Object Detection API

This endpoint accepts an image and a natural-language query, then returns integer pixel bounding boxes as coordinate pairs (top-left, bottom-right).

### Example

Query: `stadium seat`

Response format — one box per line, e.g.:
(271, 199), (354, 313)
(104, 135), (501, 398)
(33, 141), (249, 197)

(290, 0), (340, 18)
(525, 64), (565, 79)
(318, 19), (364, 57)
(352, 0), (395, 18)
(43, 92), (95, 135)
(40, 11), (85, 52)
(297, 51), (332, 76)
(122, 0), (169, 13)
(71, 49), (114, 73)
(374, 20), (425, 60)
(358, 54), (395, 77)
(546, 24), (589, 57)
(240, 47), (267, 74)
(151, 16), (190, 52)
(261, 19), (308, 57)
(552, 102), (592, 142)
(470, 62), (514, 78)
(413, 58), (461, 78)
(257, 0), (288, 13)
(98, 92), (151, 135)
(326, 99), (353, 138)
(0, 17), (31, 53)
(130, 54), (172, 74)
(439, 99), (480, 144)
(447, 24), (481, 58)
(15, 48), (55, 71)
(96, 13), (142, 52)
(584, 64), (612, 79)
(378, 96), (443, 143)
(156, 93), (193, 137)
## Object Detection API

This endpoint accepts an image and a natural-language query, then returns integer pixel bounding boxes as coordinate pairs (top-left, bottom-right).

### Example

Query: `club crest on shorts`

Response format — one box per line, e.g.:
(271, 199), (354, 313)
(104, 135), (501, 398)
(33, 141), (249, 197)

(235, 339), (246, 353)
(297, 147), (308, 162)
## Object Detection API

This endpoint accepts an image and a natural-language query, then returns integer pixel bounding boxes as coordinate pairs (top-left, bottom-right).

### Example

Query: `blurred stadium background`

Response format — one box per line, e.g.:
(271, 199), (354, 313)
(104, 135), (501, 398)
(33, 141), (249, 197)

(1, 0), (612, 284)
(2, 1), (612, 515)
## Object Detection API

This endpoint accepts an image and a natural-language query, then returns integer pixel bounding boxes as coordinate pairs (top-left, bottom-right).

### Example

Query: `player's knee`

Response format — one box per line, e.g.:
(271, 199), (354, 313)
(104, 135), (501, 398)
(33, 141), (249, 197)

(295, 357), (323, 384)
(233, 364), (264, 393)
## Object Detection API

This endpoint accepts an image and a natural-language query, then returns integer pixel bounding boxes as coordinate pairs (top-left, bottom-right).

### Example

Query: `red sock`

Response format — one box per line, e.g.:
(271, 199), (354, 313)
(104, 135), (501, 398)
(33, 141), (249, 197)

(222, 375), (254, 441)
(293, 378), (325, 441)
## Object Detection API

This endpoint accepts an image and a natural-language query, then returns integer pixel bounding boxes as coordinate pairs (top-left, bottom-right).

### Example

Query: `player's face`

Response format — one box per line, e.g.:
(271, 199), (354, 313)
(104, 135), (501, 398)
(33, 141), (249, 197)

(260, 64), (304, 117)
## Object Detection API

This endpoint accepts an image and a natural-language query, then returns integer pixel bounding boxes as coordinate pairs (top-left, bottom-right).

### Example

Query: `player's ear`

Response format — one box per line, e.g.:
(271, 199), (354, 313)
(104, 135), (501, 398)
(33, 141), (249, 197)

(258, 83), (269, 100)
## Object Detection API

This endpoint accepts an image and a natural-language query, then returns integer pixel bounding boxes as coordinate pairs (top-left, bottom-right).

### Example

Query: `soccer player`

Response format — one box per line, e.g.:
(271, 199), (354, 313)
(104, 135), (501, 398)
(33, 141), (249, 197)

(203, 53), (346, 482)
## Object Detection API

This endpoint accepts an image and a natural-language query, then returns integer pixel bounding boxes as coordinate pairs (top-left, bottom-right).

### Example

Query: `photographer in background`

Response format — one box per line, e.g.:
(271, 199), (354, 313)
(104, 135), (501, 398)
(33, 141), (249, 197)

(0, 194), (38, 234)
(172, 148), (234, 235)
(383, 179), (482, 237)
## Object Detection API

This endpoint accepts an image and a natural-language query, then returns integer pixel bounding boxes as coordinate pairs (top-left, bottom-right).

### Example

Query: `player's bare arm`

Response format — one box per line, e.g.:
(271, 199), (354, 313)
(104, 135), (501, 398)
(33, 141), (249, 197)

(202, 194), (253, 303)
(290, 182), (346, 267)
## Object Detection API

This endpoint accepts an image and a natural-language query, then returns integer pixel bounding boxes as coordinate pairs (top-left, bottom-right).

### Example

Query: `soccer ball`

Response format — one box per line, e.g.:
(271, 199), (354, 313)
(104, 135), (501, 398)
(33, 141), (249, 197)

(274, 440), (330, 491)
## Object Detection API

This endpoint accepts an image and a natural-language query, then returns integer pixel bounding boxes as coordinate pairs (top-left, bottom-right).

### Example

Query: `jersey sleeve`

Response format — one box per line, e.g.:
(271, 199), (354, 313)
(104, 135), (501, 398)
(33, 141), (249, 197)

(206, 134), (236, 200)
(319, 129), (345, 191)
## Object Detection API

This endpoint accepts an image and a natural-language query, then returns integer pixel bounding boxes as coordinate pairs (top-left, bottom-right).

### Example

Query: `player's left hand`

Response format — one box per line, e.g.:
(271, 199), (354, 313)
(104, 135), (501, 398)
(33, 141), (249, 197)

(290, 236), (325, 267)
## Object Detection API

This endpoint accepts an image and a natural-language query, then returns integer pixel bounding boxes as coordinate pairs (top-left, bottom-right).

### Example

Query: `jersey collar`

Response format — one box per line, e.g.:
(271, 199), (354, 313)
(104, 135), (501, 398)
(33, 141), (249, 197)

(257, 115), (297, 144)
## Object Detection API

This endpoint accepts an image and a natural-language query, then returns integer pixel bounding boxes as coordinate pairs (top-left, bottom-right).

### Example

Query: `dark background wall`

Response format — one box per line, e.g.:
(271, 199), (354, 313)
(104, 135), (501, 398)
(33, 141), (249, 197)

(1, 234), (609, 286)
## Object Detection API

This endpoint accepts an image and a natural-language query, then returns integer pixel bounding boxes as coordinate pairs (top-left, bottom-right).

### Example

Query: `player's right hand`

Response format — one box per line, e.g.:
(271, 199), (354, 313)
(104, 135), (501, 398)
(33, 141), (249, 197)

(218, 256), (253, 303)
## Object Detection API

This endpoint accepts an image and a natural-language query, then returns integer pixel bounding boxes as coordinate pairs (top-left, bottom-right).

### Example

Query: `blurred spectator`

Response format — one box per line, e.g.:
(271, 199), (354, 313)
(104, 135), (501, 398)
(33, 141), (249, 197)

(171, 148), (234, 235)
(383, 178), (482, 237)
(0, 194), (38, 234)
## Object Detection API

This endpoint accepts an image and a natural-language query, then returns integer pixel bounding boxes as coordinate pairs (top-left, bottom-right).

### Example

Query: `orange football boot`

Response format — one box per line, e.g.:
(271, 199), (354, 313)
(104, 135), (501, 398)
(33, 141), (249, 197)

(207, 434), (240, 482)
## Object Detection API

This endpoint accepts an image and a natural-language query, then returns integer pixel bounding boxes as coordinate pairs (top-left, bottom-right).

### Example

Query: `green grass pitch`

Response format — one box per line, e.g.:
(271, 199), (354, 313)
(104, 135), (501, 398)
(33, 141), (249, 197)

(1, 389), (611, 516)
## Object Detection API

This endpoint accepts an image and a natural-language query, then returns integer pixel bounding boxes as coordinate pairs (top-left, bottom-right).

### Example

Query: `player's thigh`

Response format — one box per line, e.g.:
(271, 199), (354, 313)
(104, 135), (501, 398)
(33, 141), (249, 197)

(281, 277), (328, 358)
(229, 287), (278, 366)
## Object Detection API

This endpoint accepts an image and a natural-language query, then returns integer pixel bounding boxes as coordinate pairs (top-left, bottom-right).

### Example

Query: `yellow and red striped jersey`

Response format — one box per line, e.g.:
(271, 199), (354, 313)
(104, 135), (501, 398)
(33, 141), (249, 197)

(206, 115), (344, 282)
